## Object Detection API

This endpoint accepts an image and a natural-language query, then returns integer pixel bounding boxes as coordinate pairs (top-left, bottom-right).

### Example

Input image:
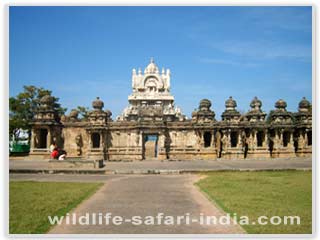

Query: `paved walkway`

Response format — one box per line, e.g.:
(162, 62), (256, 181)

(32, 174), (243, 234)
(10, 174), (245, 234)
(9, 157), (312, 174)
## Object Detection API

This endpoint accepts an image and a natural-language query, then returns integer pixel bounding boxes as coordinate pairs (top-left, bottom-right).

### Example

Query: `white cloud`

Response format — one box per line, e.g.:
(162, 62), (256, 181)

(198, 57), (260, 67)
(208, 40), (311, 61)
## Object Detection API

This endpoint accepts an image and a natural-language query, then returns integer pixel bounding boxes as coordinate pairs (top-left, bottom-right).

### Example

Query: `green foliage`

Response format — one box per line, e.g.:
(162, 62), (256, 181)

(196, 171), (312, 234)
(9, 181), (103, 234)
(76, 106), (90, 120)
(9, 85), (67, 138)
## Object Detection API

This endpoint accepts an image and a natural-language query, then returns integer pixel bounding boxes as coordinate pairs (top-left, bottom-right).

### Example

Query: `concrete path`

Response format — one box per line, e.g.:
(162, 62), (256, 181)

(32, 174), (245, 234)
(9, 157), (312, 174)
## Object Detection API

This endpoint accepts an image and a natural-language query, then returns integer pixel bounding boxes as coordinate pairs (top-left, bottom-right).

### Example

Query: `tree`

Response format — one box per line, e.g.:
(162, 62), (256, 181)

(9, 85), (67, 139)
(76, 106), (90, 120)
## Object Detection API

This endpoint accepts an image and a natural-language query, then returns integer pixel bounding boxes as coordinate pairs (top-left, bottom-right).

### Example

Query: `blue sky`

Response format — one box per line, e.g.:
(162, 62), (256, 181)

(9, 6), (312, 119)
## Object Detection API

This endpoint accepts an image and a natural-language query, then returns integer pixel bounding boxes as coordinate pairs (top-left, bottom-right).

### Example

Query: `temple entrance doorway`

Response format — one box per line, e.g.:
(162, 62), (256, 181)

(39, 129), (48, 148)
(142, 134), (158, 160)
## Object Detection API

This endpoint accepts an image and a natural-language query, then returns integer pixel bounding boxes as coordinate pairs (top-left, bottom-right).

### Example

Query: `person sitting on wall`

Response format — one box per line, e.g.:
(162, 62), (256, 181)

(49, 142), (57, 153)
(58, 149), (67, 161)
(50, 147), (59, 159)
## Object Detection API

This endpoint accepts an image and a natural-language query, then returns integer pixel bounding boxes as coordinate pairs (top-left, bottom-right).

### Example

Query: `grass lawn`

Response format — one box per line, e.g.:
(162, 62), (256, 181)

(196, 170), (312, 234)
(10, 181), (103, 234)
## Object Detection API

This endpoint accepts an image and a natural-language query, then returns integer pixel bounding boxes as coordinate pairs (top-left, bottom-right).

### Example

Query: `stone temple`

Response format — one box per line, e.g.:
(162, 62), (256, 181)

(30, 59), (312, 161)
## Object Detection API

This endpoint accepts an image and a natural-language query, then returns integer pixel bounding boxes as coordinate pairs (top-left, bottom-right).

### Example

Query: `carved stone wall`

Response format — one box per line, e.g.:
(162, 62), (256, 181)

(29, 60), (312, 161)
(62, 126), (88, 157)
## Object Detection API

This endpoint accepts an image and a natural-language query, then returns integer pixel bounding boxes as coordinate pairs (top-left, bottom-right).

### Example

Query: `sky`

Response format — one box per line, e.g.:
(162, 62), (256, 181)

(9, 6), (312, 119)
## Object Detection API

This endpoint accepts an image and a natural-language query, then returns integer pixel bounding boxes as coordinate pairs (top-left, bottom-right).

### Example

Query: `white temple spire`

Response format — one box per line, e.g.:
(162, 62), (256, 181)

(117, 59), (185, 121)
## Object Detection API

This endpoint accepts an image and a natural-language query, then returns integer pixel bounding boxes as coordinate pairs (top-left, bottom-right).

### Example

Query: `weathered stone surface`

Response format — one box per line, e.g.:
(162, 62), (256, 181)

(29, 59), (312, 161)
(49, 159), (104, 169)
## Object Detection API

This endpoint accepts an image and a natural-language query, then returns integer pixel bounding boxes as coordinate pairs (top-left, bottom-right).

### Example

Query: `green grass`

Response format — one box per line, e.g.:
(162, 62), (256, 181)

(10, 181), (103, 234)
(196, 170), (312, 234)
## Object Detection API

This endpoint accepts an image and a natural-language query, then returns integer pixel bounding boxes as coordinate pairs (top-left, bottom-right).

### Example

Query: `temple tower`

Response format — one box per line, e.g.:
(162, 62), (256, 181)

(294, 97), (312, 156)
(29, 95), (62, 158)
(86, 97), (110, 160)
(117, 58), (185, 122)
(220, 96), (242, 159)
(268, 99), (295, 158)
(242, 97), (269, 158)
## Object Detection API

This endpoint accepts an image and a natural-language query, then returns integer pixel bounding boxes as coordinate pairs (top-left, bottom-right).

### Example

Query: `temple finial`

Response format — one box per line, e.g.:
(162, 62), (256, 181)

(150, 57), (154, 63)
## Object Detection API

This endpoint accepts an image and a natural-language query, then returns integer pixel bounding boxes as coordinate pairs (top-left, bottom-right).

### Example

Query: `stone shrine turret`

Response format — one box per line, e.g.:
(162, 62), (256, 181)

(221, 96), (241, 123)
(30, 95), (62, 155)
(192, 99), (216, 123)
(118, 58), (185, 122)
(88, 97), (110, 125)
(33, 95), (58, 123)
(294, 97), (312, 125)
(242, 96), (267, 122)
(268, 99), (293, 125)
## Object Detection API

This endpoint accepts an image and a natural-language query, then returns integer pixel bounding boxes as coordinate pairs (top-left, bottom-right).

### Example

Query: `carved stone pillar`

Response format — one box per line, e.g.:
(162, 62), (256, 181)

(237, 131), (242, 148)
(46, 128), (51, 149)
(274, 130), (280, 150)
(135, 130), (140, 147)
(226, 130), (231, 149)
(304, 131), (308, 147)
(31, 129), (36, 149)
(248, 132), (253, 150)
(199, 131), (204, 148)
(279, 130), (284, 148)
(139, 131), (143, 146)
(211, 131), (215, 147)
(158, 133), (164, 148)
(288, 131), (294, 148)
(263, 130), (268, 148)
(252, 130), (257, 150)
(221, 130), (227, 153)
(100, 131), (104, 148)
(298, 130), (305, 149)
(88, 131), (92, 148)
